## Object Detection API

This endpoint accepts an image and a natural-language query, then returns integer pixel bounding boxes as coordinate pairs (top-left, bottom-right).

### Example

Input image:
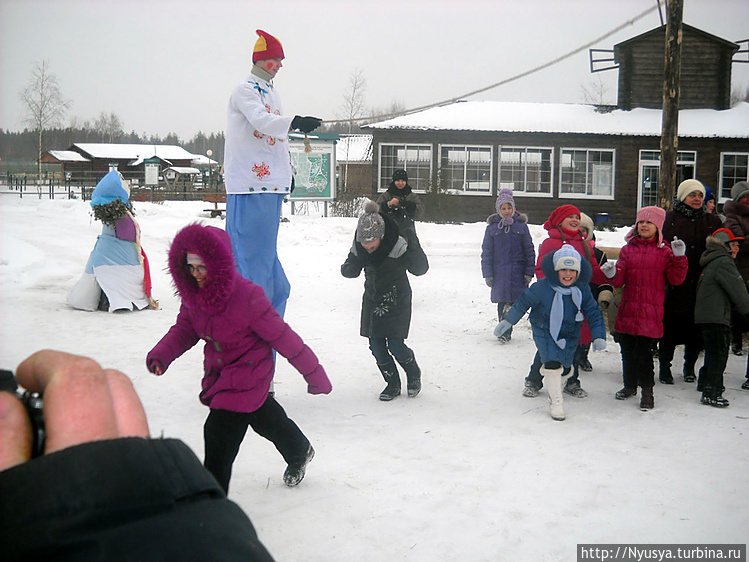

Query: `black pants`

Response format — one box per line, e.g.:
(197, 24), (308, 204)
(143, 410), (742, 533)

(698, 323), (730, 397)
(618, 333), (656, 388)
(659, 323), (703, 377)
(203, 395), (310, 493)
(497, 302), (513, 337)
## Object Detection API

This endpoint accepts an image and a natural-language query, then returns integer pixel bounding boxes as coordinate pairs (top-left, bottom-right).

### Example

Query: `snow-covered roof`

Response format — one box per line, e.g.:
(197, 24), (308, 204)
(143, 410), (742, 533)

(46, 150), (90, 162)
(336, 135), (372, 163)
(72, 143), (199, 161)
(190, 154), (219, 166)
(365, 101), (749, 138)
(163, 166), (201, 175)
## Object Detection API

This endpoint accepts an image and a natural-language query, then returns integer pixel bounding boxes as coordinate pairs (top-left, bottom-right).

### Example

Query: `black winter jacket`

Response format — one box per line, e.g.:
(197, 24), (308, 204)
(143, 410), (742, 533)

(0, 438), (275, 562)
(341, 215), (429, 339)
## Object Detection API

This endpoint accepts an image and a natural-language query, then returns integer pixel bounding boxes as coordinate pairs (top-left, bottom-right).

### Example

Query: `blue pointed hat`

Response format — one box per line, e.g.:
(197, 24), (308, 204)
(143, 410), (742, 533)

(90, 170), (129, 207)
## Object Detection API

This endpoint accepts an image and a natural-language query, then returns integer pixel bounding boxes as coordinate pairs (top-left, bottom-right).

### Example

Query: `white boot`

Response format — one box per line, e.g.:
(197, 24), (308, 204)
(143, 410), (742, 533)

(541, 366), (566, 421)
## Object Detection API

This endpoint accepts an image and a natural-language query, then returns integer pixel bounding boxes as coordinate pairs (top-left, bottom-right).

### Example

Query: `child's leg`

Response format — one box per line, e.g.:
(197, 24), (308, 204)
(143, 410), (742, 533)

(540, 360), (567, 421)
(525, 351), (543, 390)
(248, 395), (312, 467)
(369, 337), (401, 400)
(203, 408), (252, 493)
(614, 333), (639, 400)
(387, 339), (421, 397)
(700, 324), (730, 402)
(497, 302), (513, 339)
(658, 336), (676, 384)
(368, 337), (393, 365)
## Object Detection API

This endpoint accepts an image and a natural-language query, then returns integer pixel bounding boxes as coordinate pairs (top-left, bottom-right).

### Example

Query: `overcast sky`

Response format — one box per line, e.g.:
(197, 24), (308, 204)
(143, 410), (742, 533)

(1, 0), (747, 144)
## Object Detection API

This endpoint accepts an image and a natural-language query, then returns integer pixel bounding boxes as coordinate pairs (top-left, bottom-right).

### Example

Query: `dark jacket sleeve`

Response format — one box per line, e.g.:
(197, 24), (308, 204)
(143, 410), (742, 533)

(0, 438), (276, 562)
(341, 244), (364, 278)
(405, 237), (429, 276)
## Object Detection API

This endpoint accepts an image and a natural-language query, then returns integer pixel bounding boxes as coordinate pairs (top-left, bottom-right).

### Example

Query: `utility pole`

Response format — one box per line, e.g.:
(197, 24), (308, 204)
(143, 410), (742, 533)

(659, 0), (684, 210)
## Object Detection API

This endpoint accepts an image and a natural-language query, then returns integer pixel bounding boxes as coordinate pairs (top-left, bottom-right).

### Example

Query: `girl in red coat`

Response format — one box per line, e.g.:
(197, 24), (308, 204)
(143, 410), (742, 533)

(523, 204), (606, 398)
(602, 206), (688, 410)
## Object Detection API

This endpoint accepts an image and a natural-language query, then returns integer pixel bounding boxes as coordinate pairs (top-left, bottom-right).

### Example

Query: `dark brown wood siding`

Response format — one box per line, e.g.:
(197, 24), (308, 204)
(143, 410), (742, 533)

(614, 24), (738, 110)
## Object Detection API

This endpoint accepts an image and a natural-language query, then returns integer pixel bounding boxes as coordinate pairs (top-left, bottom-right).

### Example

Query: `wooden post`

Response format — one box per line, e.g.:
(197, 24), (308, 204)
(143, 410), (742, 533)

(658, 0), (684, 211)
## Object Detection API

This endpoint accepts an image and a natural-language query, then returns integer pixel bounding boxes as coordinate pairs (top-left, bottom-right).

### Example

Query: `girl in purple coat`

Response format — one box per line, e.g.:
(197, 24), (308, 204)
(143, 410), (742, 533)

(147, 224), (331, 492)
(481, 189), (535, 342)
(601, 206), (688, 411)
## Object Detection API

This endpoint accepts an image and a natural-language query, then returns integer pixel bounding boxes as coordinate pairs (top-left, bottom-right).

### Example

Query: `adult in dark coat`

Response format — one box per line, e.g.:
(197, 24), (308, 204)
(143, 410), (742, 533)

(341, 200), (429, 400)
(660, 179), (723, 384)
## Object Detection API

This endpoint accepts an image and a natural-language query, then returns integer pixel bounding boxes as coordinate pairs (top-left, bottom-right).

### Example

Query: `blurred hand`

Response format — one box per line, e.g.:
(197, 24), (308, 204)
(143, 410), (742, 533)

(671, 237), (686, 257)
(592, 338), (607, 352)
(600, 261), (617, 279)
(494, 320), (512, 338)
(484, 277), (494, 287)
(524, 275), (533, 287)
(0, 350), (150, 471)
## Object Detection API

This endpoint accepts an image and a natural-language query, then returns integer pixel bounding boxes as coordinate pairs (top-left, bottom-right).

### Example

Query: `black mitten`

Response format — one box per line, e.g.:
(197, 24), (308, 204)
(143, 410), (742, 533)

(291, 115), (322, 133)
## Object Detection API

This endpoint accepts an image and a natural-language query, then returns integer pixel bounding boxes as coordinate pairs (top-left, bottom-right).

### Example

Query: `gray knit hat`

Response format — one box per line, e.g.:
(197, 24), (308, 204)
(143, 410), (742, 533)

(356, 200), (385, 242)
(731, 181), (749, 202)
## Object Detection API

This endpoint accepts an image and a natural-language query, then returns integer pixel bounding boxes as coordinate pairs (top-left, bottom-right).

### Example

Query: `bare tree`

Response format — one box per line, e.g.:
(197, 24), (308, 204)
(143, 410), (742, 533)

(338, 69), (367, 197)
(580, 75), (614, 106)
(19, 60), (72, 177)
(94, 111), (124, 143)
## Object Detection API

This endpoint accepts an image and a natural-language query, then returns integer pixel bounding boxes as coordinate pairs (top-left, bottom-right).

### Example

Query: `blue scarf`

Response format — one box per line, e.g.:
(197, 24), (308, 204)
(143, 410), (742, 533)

(549, 285), (584, 349)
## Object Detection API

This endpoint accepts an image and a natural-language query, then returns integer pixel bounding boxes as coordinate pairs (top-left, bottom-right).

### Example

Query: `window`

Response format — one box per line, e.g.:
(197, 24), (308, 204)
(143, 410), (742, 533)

(438, 145), (492, 195)
(560, 148), (615, 198)
(379, 143), (432, 192)
(720, 153), (749, 201)
(498, 146), (553, 195)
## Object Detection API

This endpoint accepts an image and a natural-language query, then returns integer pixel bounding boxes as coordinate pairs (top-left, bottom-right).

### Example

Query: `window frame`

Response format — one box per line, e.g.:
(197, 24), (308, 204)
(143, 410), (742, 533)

(377, 143), (432, 193)
(559, 147), (616, 200)
(437, 143), (493, 196)
(719, 152), (749, 203)
(497, 145), (554, 198)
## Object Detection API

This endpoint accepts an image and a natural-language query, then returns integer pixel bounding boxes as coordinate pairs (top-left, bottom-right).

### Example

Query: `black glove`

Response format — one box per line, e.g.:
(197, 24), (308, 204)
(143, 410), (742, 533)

(291, 115), (322, 133)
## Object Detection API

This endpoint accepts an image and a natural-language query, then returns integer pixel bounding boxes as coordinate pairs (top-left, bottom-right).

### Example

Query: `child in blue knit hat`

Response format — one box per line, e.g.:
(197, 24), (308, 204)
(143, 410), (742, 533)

(495, 244), (606, 420)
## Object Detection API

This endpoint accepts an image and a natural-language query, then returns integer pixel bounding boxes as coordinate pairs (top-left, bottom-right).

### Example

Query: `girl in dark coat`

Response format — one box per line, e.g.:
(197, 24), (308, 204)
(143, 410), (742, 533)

(147, 224), (331, 492)
(481, 188), (535, 343)
(660, 179), (723, 384)
(341, 200), (429, 400)
(375, 169), (424, 238)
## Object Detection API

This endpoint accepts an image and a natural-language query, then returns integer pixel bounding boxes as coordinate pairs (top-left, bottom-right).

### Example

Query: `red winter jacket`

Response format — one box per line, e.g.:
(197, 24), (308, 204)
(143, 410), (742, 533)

(610, 235), (688, 338)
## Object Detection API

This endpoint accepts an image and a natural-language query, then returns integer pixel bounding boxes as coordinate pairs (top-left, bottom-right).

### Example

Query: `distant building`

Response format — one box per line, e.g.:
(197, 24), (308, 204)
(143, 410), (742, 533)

(364, 22), (749, 225)
(41, 143), (218, 188)
(336, 134), (372, 199)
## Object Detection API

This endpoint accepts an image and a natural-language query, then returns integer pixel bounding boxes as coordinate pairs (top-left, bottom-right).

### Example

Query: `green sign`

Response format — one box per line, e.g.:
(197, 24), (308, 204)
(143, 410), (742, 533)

(289, 140), (336, 200)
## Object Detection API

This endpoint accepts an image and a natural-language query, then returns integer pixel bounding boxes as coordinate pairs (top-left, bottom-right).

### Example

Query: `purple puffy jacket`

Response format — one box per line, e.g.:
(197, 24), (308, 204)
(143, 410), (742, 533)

(147, 224), (331, 413)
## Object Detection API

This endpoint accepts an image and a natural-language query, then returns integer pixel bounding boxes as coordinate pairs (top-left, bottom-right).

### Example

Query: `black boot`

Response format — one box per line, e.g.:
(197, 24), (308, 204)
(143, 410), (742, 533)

(397, 355), (422, 398)
(377, 360), (401, 401)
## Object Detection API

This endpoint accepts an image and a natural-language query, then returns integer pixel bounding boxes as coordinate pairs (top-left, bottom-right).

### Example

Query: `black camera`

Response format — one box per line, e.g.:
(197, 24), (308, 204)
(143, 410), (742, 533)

(0, 369), (46, 457)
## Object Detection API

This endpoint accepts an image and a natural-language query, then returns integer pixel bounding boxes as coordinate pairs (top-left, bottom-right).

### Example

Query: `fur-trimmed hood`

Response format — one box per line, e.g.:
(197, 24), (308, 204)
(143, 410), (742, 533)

(168, 224), (238, 314)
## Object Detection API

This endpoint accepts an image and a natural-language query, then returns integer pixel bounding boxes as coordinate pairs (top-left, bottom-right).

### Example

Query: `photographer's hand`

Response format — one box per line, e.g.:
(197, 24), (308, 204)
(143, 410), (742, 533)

(0, 350), (150, 471)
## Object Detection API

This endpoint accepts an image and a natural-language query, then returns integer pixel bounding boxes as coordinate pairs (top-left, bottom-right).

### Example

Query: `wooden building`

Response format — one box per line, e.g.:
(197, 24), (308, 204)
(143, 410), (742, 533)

(41, 143), (216, 187)
(363, 23), (749, 226)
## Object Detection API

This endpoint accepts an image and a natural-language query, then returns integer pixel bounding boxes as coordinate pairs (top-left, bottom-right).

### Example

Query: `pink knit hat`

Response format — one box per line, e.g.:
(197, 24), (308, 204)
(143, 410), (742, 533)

(626, 206), (666, 245)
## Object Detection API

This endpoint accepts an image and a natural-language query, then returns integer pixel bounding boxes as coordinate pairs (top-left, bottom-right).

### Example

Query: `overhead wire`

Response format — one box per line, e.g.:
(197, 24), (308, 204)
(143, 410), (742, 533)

(323, 3), (658, 125)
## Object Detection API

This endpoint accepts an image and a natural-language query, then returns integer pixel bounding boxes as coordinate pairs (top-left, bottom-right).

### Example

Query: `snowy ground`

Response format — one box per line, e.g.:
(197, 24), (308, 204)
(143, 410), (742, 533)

(1, 192), (747, 561)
